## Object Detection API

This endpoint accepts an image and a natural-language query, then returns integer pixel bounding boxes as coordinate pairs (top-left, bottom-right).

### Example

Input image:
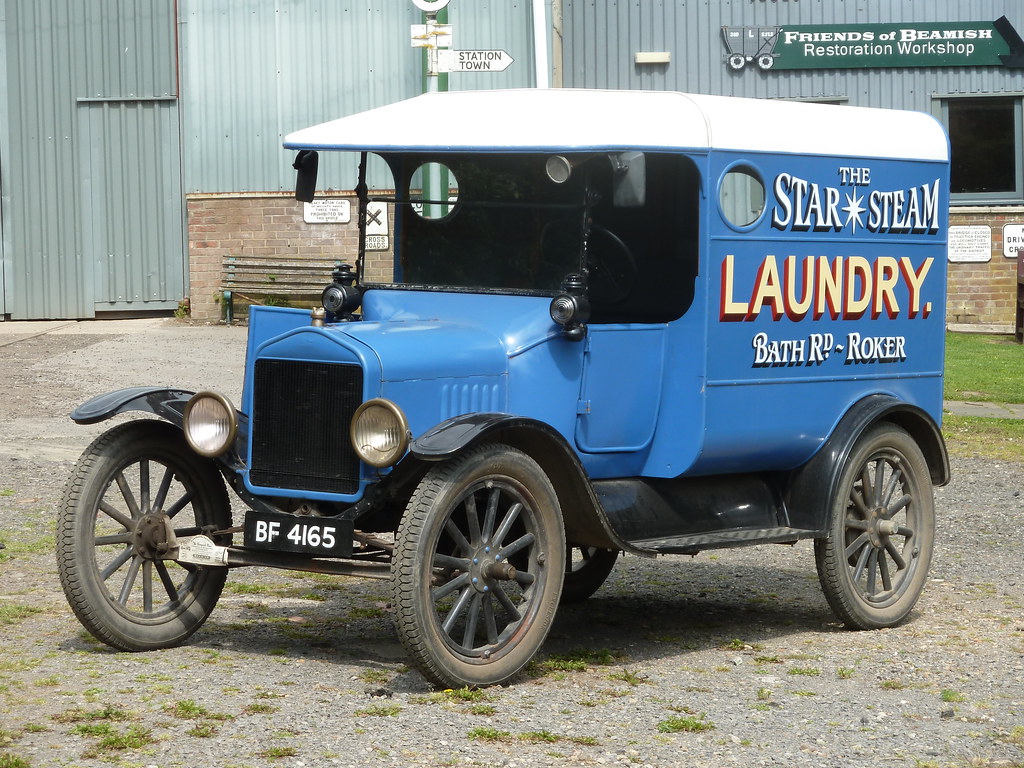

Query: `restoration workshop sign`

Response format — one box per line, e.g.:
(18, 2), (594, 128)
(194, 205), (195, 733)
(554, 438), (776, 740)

(723, 16), (1024, 71)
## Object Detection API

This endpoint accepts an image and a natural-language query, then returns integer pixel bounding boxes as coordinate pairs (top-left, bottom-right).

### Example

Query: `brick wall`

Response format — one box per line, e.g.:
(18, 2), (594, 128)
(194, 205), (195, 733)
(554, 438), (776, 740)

(188, 195), (1023, 329)
(187, 193), (392, 321)
(947, 206), (1023, 329)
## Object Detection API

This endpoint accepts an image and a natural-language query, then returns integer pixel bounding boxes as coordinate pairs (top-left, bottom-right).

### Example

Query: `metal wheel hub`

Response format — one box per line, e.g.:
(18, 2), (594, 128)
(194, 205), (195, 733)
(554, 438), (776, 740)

(468, 546), (517, 594)
(132, 513), (170, 559)
(865, 506), (898, 548)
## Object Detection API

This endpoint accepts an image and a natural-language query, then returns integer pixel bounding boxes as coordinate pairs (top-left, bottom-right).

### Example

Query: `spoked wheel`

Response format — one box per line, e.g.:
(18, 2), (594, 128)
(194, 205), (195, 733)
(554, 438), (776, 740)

(56, 420), (231, 650)
(815, 423), (934, 629)
(393, 443), (565, 688)
(561, 545), (618, 603)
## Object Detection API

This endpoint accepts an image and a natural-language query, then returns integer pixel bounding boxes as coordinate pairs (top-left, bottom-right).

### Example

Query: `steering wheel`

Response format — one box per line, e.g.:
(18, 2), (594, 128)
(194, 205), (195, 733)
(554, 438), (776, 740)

(585, 224), (637, 305)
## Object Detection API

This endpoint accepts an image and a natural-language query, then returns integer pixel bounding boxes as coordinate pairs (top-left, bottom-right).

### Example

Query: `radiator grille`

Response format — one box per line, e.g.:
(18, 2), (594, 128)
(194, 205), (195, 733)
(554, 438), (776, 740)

(250, 359), (364, 494)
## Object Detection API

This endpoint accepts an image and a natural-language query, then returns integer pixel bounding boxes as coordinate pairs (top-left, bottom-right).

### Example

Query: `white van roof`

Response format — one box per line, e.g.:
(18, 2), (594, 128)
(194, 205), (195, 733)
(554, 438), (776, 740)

(284, 89), (949, 162)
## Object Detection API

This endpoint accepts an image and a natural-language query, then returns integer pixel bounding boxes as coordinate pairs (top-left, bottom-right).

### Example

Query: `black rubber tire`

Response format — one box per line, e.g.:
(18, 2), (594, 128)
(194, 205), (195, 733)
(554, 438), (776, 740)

(814, 423), (934, 630)
(56, 420), (231, 651)
(392, 443), (565, 688)
(561, 545), (618, 604)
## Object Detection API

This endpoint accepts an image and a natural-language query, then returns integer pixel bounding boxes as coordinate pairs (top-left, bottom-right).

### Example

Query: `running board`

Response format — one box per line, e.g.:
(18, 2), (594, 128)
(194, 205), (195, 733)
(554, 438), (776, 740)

(628, 527), (821, 556)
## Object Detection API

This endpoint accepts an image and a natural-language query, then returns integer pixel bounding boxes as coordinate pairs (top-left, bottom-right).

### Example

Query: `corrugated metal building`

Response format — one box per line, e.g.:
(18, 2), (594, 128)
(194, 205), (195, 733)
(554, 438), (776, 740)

(2, 0), (1022, 325)
(0, 0), (543, 320)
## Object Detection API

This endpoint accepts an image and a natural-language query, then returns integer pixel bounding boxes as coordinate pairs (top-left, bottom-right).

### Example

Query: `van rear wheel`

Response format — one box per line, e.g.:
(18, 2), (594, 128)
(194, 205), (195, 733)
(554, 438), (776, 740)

(392, 443), (565, 688)
(815, 424), (934, 629)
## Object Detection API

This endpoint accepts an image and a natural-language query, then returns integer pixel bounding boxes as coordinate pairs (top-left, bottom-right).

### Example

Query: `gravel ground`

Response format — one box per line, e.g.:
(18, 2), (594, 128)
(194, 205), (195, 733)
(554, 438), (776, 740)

(0, 319), (1022, 768)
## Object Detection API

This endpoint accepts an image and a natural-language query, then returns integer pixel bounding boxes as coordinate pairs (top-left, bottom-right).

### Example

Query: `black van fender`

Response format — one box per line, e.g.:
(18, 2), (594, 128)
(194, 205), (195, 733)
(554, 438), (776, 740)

(782, 394), (949, 533)
(69, 387), (248, 470)
(411, 413), (644, 554)
(71, 387), (197, 427)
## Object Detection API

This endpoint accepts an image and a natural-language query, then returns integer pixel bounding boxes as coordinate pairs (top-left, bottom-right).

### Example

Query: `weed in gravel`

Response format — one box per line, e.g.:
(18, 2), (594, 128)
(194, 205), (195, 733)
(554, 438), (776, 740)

(165, 699), (209, 719)
(0, 605), (42, 626)
(837, 667), (855, 679)
(880, 679), (907, 690)
(258, 746), (299, 759)
(53, 704), (130, 723)
(358, 668), (392, 685)
(940, 689), (967, 702)
(756, 687), (773, 701)
(80, 724), (154, 758)
(0, 754), (29, 768)
(1001, 725), (1024, 747)
(354, 704), (401, 717)
(243, 703), (279, 715)
(787, 667), (821, 677)
(469, 704), (496, 716)
(607, 669), (650, 686)
(656, 714), (714, 733)
(186, 722), (219, 738)
(529, 647), (619, 677)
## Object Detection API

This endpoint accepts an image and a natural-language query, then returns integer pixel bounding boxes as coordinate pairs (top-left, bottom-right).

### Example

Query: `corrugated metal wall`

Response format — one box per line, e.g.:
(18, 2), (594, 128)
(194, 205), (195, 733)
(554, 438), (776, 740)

(562, 0), (1024, 110)
(2, 0), (181, 319)
(180, 0), (540, 194)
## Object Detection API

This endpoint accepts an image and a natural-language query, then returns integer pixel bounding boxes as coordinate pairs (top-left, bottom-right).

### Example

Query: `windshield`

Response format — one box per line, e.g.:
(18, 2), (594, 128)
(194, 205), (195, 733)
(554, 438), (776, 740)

(367, 153), (587, 295)
(359, 151), (701, 324)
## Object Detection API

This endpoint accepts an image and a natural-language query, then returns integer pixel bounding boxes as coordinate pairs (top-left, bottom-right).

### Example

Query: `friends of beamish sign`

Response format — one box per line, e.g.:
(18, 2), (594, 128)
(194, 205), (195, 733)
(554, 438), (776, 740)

(723, 16), (1024, 71)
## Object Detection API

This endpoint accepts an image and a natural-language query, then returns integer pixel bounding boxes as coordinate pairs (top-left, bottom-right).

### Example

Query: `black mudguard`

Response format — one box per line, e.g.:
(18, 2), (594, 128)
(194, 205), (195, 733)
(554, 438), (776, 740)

(783, 394), (949, 533)
(70, 387), (249, 470)
(71, 387), (197, 427)
(411, 412), (644, 554)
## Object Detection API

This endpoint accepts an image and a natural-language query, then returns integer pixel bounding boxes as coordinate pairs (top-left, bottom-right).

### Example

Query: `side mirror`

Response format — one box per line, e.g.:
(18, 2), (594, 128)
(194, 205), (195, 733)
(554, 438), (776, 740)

(611, 151), (645, 208)
(293, 150), (319, 203)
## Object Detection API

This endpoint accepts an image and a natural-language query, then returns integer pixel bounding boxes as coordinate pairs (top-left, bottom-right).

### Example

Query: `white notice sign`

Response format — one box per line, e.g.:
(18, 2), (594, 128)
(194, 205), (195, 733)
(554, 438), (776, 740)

(365, 235), (390, 251)
(948, 225), (991, 263)
(303, 199), (351, 224)
(1003, 223), (1024, 258)
(366, 202), (389, 236)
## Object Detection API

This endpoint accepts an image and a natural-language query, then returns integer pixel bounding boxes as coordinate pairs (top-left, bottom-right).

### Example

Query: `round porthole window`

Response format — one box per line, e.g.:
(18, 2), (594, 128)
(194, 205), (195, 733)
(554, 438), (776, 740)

(719, 166), (766, 229)
(409, 162), (459, 221)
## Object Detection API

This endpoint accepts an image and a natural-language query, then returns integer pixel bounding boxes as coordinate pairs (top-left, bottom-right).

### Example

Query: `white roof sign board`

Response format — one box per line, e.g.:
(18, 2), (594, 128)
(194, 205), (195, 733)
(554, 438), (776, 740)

(283, 89), (949, 162)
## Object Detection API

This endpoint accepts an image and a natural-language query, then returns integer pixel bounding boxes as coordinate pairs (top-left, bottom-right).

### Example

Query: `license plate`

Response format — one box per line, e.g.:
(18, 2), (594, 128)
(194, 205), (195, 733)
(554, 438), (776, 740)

(243, 510), (352, 557)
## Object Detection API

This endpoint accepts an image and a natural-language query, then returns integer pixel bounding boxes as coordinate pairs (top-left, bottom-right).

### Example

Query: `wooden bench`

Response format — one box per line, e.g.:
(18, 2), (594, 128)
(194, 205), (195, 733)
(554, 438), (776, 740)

(221, 255), (338, 322)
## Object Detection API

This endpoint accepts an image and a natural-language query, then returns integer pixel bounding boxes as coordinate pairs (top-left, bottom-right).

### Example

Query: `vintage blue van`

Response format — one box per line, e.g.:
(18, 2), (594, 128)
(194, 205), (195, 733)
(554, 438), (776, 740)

(57, 89), (950, 688)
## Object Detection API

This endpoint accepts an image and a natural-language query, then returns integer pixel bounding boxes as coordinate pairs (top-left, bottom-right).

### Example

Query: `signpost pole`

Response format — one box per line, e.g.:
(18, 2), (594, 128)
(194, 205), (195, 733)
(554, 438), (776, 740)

(412, 0), (451, 218)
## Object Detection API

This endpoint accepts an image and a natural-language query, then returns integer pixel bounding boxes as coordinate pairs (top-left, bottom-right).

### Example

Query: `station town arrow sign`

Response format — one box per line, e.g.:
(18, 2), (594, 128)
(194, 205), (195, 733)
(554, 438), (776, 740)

(439, 49), (515, 72)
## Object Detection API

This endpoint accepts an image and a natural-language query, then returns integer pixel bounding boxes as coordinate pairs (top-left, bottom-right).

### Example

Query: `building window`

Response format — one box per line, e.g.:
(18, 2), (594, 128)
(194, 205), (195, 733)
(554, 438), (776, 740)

(944, 97), (1023, 203)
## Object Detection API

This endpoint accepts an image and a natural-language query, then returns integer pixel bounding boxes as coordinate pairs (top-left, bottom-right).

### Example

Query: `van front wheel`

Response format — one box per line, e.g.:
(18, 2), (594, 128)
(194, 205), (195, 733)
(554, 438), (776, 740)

(815, 424), (934, 629)
(392, 444), (565, 688)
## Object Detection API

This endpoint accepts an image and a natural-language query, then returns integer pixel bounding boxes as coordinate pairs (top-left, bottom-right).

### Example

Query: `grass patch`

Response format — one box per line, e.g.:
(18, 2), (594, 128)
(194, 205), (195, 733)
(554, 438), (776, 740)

(656, 714), (714, 734)
(53, 704), (131, 724)
(242, 703), (278, 715)
(80, 724), (154, 758)
(0, 755), (30, 768)
(529, 648), (619, 677)
(0, 605), (42, 626)
(606, 669), (650, 686)
(466, 727), (595, 746)
(945, 333), (1024, 403)
(941, 414), (1024, 461)
(940, 689), (967, 702)
(258, 746), (298, 759)
(787, 667), (821, 677)
(354, 704), (401, 717)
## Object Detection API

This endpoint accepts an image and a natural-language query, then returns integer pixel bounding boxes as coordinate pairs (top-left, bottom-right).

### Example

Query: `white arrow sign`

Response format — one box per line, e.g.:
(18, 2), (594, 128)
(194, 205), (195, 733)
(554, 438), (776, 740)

(439, 49), (515, 72)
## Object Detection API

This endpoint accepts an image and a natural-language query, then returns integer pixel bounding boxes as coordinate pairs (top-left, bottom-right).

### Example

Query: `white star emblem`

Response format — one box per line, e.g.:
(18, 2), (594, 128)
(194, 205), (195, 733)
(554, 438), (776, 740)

(842, 191), (866, 233)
